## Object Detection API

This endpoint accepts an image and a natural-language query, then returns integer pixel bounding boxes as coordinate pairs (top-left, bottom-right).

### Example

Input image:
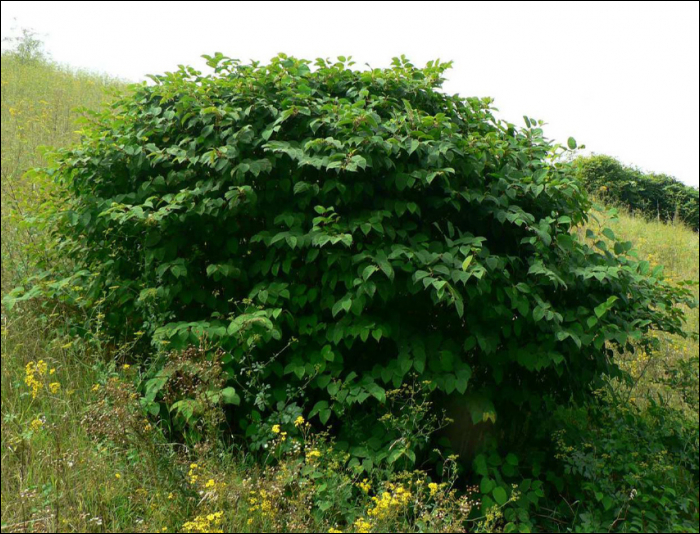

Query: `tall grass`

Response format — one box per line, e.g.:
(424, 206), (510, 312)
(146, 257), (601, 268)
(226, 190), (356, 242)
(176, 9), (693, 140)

(582, 206), (699, 417)
(1, 52), (124, 294)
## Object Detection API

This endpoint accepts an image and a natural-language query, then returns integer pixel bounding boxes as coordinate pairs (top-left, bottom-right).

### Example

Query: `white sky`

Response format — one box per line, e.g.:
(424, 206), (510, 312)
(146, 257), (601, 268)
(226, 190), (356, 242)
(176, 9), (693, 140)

(2, 1), (699, 187)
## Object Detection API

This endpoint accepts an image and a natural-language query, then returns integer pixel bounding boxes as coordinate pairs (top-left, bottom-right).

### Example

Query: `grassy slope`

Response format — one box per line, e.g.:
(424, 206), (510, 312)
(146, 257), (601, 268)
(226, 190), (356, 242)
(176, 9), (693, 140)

(0, 54), (204, 534)
(581, 206), (699, 417)
(1, 54), (122, 295)
(1, 55), (698, 533)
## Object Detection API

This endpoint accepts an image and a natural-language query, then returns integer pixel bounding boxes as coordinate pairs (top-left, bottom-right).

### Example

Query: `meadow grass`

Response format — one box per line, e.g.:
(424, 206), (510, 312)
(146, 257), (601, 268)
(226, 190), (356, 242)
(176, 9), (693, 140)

(1, 53), (124, 295)
(582, 205), (699, 417)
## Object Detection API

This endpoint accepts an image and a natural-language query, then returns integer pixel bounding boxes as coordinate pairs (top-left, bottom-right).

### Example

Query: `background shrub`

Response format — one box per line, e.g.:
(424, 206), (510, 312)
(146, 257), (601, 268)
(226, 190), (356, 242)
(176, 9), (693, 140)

(5, 54), (696, 479)
(576, 154), (699, 231)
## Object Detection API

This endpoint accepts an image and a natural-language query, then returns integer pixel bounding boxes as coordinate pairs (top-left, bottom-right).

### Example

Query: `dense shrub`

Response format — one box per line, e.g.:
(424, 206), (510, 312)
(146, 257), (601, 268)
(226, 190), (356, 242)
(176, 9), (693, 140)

(551, 395), (699, 533)
(6, 54), (695, 477)
(576, 155), (699, 231)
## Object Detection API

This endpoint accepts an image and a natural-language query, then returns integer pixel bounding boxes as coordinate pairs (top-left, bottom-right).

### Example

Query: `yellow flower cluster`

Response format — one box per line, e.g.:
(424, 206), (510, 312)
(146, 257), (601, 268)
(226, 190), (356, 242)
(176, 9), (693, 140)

(25, 360), (51, 399)
(367, 484), (413, 519)
(306, 449), (322, 462)
(30, 418), (44, 432)
(354, 518), (373, 533)
(271, 424), (289, 442)
(181, 512), (224, 533)
(357, 478), (372, 493)
(188, 463), (200, 484)
(248, 490), (273, 517)
(428, 482), (440, 496)
(294, 415), (305, 427)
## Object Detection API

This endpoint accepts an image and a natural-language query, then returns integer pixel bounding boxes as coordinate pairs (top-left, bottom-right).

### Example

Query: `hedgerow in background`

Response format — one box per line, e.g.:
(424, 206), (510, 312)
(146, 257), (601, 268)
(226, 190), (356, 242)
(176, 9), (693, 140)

(5, 53), (696, 486)
(576, 154), (699, 231)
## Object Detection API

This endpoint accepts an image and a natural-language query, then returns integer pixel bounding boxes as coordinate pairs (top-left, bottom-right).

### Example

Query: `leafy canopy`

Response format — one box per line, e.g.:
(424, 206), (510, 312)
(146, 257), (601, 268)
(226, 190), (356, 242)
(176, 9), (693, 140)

(8, 53), (695, 462)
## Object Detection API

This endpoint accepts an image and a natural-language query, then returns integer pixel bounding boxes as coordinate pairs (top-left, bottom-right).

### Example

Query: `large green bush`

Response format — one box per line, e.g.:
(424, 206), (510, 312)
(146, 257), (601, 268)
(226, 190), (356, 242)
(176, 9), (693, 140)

(576, 154), (699, 231)
(7, 54), (695, 469)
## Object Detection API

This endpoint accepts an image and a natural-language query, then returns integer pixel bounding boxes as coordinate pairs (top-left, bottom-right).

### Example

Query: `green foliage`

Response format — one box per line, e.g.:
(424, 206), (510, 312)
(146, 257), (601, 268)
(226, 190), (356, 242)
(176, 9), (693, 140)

(472, 450), (544, 532)
(6, 53), (696, 472)
(550, 395), (699, 533)
(577, 155), (699, 231)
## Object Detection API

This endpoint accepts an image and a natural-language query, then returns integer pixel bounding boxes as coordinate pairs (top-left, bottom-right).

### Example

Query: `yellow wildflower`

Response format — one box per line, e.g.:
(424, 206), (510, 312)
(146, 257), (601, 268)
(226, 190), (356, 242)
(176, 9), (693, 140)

(36, 360), (48, 375)
(24, 363), (42, 399)
(354, 518), (372, 533)
(30, 418), (44, 432)
(358, 478), (372, 493)
(306, 449), (322, 461)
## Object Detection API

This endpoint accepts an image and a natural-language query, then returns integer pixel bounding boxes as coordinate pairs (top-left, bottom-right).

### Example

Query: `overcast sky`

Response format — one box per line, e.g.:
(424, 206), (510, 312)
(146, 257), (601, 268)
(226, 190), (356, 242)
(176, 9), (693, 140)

(2, 1), (698, 187)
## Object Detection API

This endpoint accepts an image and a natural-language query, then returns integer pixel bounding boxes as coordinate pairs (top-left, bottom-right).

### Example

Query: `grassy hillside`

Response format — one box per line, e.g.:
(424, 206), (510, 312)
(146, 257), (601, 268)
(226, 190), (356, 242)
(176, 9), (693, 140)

(580, 206), (699, 416)
(1, 52), (122, 294)
(1, 50), (698, 533)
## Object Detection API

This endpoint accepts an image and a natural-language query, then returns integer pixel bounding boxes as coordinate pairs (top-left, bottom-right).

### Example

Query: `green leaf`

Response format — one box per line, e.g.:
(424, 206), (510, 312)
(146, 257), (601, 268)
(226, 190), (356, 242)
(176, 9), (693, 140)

(221, 387), (240, 405)
(319, 409), (332, 425)
(493, 486), (508, 506)
(602, 227), (615, 241)
(455, 367), (472, 394)
(567, 136), (577, 150)
(462, 255), (474, 271)
(363, 265), (378, 281)
(469, 395), (497, 425)
(481, 478), (496, 494)
(310, 401), (329, 419)
(171, 264), (187, 278)
(376, 253), (394, 281)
